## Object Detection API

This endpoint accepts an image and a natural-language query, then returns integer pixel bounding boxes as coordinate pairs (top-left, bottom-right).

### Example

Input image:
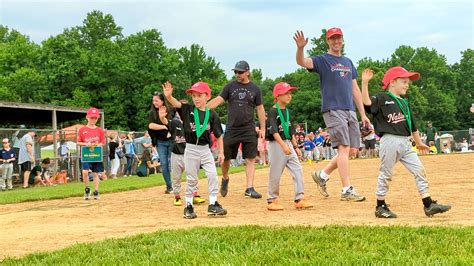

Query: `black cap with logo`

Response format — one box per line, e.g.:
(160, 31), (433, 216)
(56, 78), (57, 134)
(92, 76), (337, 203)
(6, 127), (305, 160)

(232, 60), (250, 72)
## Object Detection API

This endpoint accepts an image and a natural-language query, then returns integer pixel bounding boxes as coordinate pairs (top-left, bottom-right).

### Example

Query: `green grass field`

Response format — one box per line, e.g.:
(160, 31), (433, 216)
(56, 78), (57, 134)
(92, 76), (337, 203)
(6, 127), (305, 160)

(2, 225), (472, 264)
(0, 165), (261, 204)
(2, 155), (472, 264)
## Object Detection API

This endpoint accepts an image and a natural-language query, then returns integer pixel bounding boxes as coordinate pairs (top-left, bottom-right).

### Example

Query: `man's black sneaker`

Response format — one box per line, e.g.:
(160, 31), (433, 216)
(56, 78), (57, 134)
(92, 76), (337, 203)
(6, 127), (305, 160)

(220, 177), (229, 197)
(183, 204), (197, 219)
(93, 190), (100, 200)
(244, 187), (262, 199)
(375, 205), (397, 218)
(424, 200), (451, 217)
(84, 187), (91, 200)
(207, 201), (227, 216)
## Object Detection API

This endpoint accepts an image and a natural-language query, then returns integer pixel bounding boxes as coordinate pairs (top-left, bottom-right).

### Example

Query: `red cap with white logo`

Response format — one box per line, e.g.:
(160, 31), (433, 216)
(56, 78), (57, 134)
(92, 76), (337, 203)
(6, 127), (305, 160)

(86, 107), (100, 118)
(273, 82), (297, 99)
(382, 66), (420, 90)
(185, 81), (211, 95)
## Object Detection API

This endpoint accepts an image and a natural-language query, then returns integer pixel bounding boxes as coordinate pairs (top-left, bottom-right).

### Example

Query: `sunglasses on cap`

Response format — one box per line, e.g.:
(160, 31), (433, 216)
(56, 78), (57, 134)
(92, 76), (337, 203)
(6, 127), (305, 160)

(153, 91), (163, 96)
(234, 70), (246, 75)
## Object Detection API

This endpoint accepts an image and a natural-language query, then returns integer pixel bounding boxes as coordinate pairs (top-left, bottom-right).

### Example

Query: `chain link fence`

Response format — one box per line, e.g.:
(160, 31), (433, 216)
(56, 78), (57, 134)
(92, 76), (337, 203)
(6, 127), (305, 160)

(0, 128), (150, 185)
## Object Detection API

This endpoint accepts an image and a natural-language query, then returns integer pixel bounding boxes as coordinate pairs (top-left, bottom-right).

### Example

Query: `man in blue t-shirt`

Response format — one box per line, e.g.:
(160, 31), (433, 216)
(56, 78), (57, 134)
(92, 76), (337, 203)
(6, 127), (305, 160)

(293, 27), (370, 202)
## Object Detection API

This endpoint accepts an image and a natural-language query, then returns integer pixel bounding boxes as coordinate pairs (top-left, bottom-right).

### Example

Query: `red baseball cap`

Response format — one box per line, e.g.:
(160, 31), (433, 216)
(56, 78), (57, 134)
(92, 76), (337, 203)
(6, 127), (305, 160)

(185, 81), (211, 95)
(326, 27), (343, 38)
(382, 66), (420, 89)
(86, 107), (100, 118)
(273, 82), (297, 98)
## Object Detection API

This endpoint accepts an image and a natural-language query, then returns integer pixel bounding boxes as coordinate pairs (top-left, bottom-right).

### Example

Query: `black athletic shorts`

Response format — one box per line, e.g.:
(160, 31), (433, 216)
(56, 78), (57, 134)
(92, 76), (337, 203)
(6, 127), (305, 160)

(364, 139), (376, 149)
(20, 161), (32, 172)
(223, 129), (258, 160)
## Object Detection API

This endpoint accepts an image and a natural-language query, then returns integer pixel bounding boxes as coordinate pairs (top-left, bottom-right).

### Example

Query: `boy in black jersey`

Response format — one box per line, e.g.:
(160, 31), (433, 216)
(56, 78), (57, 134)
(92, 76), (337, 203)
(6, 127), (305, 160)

(361, 67), (451, 218)
(163, 81), (226, 219)
(166, 105), (206, 207)
(266, 82), (313, 211)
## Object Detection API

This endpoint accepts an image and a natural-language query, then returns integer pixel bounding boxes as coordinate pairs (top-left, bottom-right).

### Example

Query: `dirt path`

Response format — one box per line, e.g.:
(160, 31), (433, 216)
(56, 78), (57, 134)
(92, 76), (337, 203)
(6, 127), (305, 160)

(1, 153), (473, 259)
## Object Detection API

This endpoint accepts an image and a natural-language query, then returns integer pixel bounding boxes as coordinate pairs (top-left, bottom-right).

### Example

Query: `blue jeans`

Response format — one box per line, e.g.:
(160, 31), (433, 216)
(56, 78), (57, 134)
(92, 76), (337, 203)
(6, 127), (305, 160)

(157, 140), (172, 189)
(125, 154), (134, 175)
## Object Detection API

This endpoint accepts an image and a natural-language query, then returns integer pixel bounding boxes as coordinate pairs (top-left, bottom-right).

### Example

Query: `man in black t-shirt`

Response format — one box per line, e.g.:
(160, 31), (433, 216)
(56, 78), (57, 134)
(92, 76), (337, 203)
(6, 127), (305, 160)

(207, 60), (266, 199)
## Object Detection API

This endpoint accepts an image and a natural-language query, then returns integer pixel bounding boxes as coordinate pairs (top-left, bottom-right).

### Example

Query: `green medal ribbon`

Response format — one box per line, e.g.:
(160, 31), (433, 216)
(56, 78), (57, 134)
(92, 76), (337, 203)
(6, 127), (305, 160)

(193, 107), (210, 139)
(275, 103), (291, 139)
(386, 91), (412, 132)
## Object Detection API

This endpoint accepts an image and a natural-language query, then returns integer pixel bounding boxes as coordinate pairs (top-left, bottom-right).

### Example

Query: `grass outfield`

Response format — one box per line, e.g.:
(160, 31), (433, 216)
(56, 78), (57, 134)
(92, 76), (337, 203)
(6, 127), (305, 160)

(2, 225), (472, 264)
(0, 165), (262, 205)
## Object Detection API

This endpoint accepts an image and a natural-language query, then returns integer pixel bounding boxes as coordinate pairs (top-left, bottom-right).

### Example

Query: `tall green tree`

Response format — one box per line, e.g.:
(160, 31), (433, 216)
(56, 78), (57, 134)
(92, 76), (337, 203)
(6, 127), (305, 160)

(452, 49), (474, 128)
(77, 10), (123, 48)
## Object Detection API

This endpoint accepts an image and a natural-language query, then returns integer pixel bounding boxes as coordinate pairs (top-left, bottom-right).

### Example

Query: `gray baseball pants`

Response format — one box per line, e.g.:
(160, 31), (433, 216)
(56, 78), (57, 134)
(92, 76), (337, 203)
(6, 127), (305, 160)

(267, 140), (305, 202)
(0, 163), (13, 189)
(171, 152), (185, 195)
(376, 134), (430, 200)
(184, 144), (218, 199)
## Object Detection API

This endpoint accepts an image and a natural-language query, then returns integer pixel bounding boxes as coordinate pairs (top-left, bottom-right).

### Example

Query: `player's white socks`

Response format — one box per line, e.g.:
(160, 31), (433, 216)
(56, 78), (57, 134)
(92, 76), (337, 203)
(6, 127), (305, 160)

(186, 196), (193, 206)
(342, 186), (352, 194)
(320, 170), (330, 181)
(209, 195), (217, 205)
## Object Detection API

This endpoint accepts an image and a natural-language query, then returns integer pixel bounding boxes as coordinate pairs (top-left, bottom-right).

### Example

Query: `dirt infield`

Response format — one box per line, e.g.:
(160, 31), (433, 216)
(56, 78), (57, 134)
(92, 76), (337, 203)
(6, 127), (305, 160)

(1, 153), (472, 259)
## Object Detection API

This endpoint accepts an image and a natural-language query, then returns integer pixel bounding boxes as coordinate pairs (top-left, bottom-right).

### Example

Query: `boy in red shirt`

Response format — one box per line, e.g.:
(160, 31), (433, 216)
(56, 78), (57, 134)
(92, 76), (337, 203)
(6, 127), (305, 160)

(77, 107), (105, 200)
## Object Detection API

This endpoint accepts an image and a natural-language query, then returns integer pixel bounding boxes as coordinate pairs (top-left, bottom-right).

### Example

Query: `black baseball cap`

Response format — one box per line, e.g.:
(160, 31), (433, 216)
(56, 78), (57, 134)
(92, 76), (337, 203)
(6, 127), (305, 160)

(232, 60), (250, 72)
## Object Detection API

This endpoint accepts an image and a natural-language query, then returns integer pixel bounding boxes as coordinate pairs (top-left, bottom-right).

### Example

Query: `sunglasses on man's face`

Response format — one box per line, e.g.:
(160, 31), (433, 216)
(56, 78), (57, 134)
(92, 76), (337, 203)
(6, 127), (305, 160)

(234, 70), (246, 75)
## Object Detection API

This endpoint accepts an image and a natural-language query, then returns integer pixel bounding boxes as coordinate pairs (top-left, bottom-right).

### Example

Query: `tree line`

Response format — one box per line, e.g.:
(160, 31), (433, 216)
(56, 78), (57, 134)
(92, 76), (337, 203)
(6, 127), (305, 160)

(1, 11), (472, 132)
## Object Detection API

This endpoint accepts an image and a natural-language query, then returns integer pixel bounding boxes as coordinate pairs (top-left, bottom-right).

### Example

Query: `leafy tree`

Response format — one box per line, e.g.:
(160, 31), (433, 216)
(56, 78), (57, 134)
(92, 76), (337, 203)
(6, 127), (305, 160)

(0, 25), (41, 75)
(0, 67), (48, 103)
(307, 29), (328, 57)
(452, 49), (474, 128)
(77, 10), (123, 48)
(1, 14), (470, 132)
(0, 85), (18, 101)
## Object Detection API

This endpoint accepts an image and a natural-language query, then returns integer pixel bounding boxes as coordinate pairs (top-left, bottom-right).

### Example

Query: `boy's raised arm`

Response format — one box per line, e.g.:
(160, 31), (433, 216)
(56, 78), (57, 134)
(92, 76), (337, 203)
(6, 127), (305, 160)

(361, 69), (373, 106)
(162, 81), (182, 109)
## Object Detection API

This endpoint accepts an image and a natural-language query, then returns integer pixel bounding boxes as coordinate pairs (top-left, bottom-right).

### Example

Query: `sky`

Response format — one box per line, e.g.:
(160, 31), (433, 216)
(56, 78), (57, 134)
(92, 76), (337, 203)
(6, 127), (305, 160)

(1, 0), (473, 79)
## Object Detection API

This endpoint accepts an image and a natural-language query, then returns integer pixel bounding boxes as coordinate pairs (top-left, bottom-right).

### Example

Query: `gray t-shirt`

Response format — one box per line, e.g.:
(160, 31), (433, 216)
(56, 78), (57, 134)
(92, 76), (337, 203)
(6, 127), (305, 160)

(18, 134), (34, 164)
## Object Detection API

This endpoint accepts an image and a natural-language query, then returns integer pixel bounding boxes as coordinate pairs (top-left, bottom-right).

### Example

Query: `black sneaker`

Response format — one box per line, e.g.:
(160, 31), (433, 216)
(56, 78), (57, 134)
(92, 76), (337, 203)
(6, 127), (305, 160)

(244, 187), (262, 199)
(424, 200), (451, 217)
(93, 190), (100, 200)
(165, 187), (173, 194)
(375, 205), (397, 218)
(84, 187), (90, 200)
(207, 201), (227, 216)
(220, 177), (229, 197)
(183, 204), (197, 219)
